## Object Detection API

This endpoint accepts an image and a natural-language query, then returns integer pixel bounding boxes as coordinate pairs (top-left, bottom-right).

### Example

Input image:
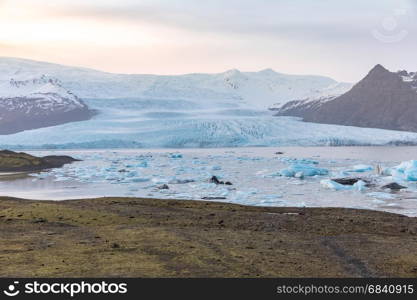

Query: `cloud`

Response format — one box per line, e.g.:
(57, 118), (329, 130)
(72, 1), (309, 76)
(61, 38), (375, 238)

(1, 0), (416, 82)
(39, 0), (415, 47)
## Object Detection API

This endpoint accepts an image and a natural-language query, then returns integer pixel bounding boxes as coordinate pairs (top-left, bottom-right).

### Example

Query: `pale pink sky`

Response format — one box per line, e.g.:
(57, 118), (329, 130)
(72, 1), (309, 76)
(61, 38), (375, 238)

(0, 0), (416, 82)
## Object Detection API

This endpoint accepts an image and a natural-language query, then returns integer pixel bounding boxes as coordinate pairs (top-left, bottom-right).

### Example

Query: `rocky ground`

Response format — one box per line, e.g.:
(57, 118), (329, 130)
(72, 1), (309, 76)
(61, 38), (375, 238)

(0, 196), (416, 277)
(0, 150), (78, 172)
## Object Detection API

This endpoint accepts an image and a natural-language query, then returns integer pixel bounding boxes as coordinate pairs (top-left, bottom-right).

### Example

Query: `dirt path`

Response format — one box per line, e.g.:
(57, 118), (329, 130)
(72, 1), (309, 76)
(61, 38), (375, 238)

(321, 236), (374, 277)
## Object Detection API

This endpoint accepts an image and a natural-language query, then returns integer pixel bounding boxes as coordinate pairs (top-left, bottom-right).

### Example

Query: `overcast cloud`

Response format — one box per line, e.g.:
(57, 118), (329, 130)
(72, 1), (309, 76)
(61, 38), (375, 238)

(0, 0), (416, 81)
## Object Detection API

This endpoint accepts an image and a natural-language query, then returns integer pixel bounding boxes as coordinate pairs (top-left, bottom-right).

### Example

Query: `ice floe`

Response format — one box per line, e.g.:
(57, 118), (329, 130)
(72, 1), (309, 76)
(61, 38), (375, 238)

(320, 179), (367, 191)
(279, 164), (328, 177)
(385, 160), (417, 181)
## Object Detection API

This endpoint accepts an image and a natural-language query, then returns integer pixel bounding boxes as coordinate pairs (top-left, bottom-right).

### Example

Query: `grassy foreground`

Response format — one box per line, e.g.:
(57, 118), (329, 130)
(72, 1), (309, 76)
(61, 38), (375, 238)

(0, 196), (416, 278)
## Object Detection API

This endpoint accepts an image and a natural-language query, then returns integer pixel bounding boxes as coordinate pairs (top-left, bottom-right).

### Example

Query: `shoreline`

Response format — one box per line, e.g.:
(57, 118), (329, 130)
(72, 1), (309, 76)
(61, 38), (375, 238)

(0, 196), (416, 278)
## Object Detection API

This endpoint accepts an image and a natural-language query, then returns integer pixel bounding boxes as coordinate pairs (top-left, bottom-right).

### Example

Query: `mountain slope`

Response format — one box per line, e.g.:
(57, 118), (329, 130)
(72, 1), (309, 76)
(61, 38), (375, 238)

(0, 57), (349, 109)
(0, 75), (93, 134)
(273, 64), (417, 132)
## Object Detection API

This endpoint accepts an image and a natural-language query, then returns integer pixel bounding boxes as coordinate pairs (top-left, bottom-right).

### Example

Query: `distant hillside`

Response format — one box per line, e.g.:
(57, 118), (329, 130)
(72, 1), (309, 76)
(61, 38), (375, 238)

(273, 64), (417, 132)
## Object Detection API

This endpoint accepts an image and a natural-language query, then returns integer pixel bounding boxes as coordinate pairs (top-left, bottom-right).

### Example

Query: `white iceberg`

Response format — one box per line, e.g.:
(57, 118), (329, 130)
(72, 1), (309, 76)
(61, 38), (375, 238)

(279, 164), (328, 177)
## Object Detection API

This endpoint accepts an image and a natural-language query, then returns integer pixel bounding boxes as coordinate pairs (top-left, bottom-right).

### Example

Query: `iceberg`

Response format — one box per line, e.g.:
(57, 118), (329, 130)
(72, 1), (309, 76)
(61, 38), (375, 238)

(321, 179), (351, 191)
(386, 160), (417, 181)
(353, 180), (368, 192)
(320, 179), (367, 191)
(279, 164), (328, 177)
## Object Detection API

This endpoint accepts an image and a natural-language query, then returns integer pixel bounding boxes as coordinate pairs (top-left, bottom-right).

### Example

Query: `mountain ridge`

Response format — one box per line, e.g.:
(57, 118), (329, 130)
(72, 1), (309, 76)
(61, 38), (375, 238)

(273, 64), (417, 132)
(0, 57), (350, 109)
(0, 74), (93, 134)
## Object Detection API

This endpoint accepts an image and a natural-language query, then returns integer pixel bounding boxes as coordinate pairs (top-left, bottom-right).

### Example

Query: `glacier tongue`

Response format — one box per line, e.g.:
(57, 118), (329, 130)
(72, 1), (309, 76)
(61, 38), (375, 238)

(1, 98), (417, 149)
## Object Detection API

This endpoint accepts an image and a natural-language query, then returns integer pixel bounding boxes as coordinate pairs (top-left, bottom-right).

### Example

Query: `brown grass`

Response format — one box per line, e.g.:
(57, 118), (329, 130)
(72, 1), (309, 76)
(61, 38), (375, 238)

(0, 196), (416, 277)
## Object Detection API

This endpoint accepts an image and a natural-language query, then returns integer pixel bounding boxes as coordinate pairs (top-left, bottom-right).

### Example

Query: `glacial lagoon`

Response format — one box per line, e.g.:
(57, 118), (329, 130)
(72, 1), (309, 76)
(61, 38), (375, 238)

(2, 146), (417, 217)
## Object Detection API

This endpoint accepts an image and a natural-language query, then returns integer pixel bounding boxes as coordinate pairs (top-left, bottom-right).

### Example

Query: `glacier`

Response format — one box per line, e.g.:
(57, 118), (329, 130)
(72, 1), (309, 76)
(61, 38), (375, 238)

(2, 97), (417, 149)
(1, 57), (417, 149)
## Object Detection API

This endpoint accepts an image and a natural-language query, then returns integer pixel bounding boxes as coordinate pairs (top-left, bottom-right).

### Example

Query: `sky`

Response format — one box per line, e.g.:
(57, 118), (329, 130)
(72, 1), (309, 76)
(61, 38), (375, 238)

(0, 0), (416, 82)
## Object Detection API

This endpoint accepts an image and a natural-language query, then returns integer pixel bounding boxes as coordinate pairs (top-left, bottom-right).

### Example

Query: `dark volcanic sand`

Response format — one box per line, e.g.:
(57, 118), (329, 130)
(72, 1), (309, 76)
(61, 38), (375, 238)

(0, 196), (416, 277)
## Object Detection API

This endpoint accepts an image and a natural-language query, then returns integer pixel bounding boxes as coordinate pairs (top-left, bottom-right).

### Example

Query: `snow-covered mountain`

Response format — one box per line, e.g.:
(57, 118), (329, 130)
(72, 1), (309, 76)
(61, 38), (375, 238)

(268, 82), (353, 110)
(0, 57), (349, 109)
(4, 57), (416, 149)
(273, 65), (417, 132)
(0, 75), (92, 134)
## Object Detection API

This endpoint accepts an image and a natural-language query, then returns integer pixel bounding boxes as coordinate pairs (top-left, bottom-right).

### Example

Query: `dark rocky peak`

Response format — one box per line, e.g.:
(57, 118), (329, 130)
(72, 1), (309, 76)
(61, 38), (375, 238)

(274, 64), (417, 132)
(364, 64), (393, 79)
(357, 64), (405, 90)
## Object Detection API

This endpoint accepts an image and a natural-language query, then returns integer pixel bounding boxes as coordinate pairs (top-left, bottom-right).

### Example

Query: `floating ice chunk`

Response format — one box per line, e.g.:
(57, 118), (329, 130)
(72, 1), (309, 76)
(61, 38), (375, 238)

(366, 192), (396, 200)
(388, 160), (417, 181)
(135, 161), (148, 168)
(294, 172), (304, 179)
(105, 174), (121, 181)
(320, 179), (351, 191)
(280, 164), (328, 177)
(347, 164), (374, 173)
(151, 177), (169, 184)
(30, 172), (49, 178)
(105, 167), (117, 172)
(126, 171), (139, 178)
(321, 179), (367, 191)
(129, 177), (150, 183)
(54, 176), (70, 182)
(246, 188), (259, 195)
(385, 203), (400, 207)
(218, 188), (230, 197)
(371, 199), (385, 204)
(353, 180), (367, 192)
(278, 169), (295, 177)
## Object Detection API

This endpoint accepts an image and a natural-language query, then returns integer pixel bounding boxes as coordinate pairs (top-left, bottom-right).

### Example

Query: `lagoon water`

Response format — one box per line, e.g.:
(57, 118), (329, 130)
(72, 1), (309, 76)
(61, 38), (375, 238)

(1, 146), (417, 217)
